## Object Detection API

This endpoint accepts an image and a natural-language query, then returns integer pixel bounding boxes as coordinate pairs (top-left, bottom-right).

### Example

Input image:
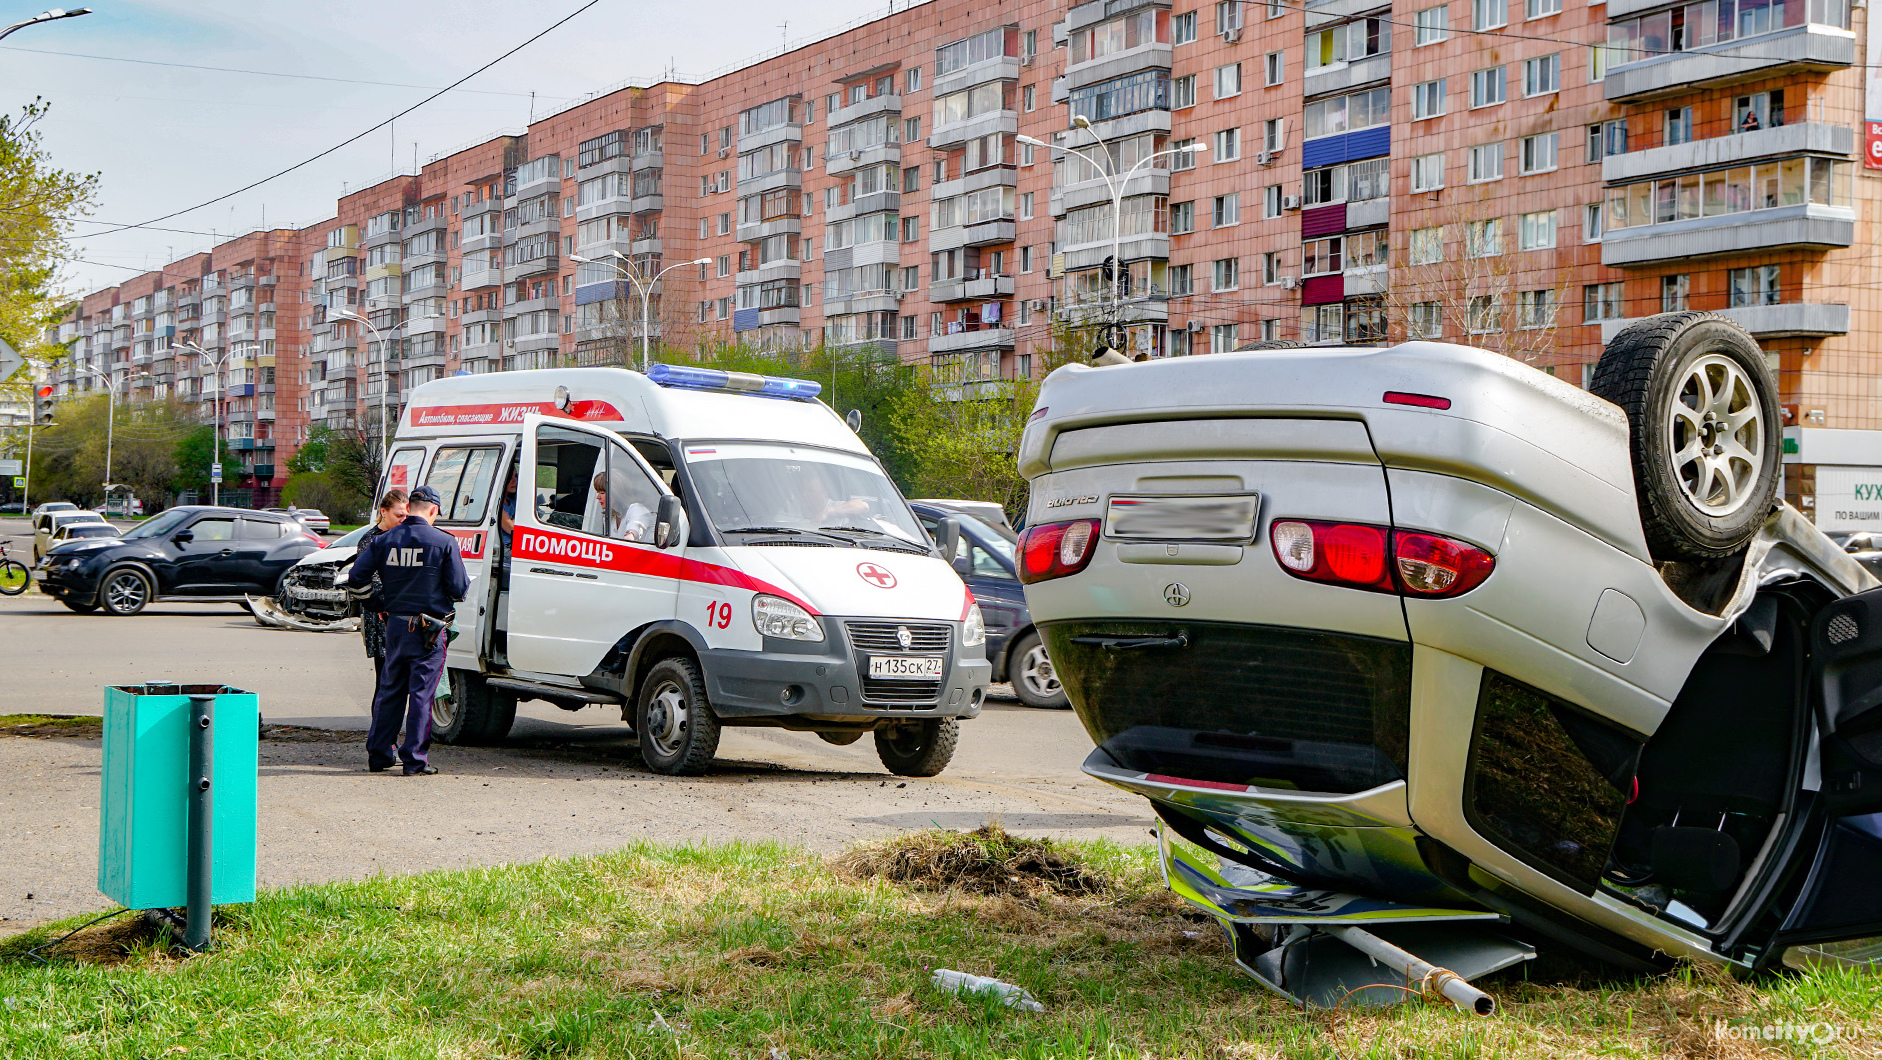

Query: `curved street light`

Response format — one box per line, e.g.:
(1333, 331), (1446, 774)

(0, 7), (91, 42)
(72, 361), (150, 502)
(1018, 123), (1205, 357)
(569, 252), (713, 372)
(333, 310), (398, 462)
(171, 341), (235, 506)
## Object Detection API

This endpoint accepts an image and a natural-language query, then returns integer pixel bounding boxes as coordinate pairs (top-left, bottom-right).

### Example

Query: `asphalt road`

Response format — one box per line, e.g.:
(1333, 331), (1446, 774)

(0, 516), (1150, 931)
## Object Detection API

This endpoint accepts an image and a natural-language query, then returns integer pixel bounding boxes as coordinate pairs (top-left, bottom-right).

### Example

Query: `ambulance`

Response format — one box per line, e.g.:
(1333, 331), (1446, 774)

(377, 364), (992, 776)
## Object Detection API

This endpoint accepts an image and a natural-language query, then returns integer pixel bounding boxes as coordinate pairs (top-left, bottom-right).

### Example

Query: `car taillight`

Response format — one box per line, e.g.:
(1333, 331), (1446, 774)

(1270, 520), (1493, 598)
(1018, 518), (1100, 584)
(1393, 530), (1495, 596)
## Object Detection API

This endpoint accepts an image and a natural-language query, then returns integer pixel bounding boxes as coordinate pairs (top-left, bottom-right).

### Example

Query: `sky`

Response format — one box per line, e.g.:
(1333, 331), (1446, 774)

(4, 0), (911, 295)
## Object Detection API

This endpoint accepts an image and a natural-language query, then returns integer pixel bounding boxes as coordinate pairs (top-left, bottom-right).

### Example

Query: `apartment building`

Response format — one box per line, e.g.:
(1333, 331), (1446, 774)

(47, 0), (1880, 519)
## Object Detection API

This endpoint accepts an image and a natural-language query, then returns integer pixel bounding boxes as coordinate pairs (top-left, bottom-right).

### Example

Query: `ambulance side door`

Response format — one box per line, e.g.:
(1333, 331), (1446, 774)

(510, 415), (678, 678)
(419, 439), (507, 672)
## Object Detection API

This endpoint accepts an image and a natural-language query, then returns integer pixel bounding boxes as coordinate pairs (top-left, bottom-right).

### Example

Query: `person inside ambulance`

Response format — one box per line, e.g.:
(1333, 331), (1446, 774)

(583, 470), (654, 541)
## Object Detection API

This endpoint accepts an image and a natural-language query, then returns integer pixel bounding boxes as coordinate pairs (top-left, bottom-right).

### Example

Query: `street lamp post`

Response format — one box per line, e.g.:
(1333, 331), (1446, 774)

(334, 310), (398, 465)
(171, 342), (233, 506)
(74, 363), (148, 503)
(0, 7), (91, 41)
(1017, 125), (1205, 357)
(569, 253), (713, 371)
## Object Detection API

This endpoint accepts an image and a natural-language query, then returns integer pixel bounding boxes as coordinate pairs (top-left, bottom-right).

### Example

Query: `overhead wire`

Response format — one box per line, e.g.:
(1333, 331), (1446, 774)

(0, 45), (578, 99)
(82, 0), (603, 240)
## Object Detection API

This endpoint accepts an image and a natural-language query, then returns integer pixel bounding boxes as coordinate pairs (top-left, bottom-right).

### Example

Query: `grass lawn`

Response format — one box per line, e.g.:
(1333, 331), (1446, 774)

(0, 830), (1876, 1059)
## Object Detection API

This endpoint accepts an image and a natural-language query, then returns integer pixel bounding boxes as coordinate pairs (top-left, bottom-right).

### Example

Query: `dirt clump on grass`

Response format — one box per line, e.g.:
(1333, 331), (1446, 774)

(835, 823), (1109, 898)
(1, 913), (162, 967)
(0, 714), (103, 739)
(261, 724), (361, 744)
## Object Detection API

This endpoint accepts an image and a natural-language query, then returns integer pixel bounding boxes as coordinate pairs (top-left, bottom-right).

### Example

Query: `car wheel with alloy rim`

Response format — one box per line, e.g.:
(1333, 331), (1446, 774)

(99, 566), (152, 616)
(1007, 630), (1070, 709)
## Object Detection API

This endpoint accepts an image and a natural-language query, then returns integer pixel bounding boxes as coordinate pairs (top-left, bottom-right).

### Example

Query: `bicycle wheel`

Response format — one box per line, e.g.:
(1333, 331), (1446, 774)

(0, 559), (30, 596)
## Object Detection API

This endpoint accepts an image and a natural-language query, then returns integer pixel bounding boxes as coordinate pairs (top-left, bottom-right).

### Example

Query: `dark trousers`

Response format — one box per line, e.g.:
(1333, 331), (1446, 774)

(367, 616), (447, 771)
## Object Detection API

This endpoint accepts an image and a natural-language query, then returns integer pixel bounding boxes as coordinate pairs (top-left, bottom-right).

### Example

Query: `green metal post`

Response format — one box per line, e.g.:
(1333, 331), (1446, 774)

(185, 693), (214, 952)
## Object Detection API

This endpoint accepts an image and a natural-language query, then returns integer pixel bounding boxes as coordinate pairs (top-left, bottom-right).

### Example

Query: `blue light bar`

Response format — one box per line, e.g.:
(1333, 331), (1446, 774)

(646, 363), (823, 401)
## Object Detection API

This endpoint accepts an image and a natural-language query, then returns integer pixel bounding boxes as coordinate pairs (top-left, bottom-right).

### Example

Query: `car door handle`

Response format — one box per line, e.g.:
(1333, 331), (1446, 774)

(218, 549), (235, 556)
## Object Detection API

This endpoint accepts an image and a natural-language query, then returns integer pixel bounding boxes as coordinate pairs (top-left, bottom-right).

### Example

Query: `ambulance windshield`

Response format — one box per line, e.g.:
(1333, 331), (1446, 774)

(682, 443), (927, 548)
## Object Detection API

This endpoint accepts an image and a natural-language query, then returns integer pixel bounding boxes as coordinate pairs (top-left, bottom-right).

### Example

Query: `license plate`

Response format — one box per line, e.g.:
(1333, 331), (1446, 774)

(868, 655), (945, 679)
(1106, 494), (1261, 542)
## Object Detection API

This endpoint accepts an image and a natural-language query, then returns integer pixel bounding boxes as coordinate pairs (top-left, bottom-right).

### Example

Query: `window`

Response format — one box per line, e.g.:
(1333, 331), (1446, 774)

(1412, 153), (1445, 191)
(1526, 0), (1560, 17)
(1466, 218), (1502, 257)
(1473, 0), (1505, 30)
(1172, 200), (1196, 234)
(1583, 203), (1605, 242)
(1468, 295), (1499, 334)
(1172, 74), (1197, 108)
(1172, 136), (1198, 170)
(1169, 263), (1193, 295)
(1263, 119), (1284, 152)
(1584, 282), (1623, 321)
(1661, 274), (1689, 313)
(1213, 193), (1240, 226)
(1302, 87), (1391, 138)
(1067, 70), (1169, 125)
(1735, 90), (1785, 133)
(425, 446), (504, 524)
(902, 216), (920, 242)
(1415, 5), (1449, 43)
(1520, 132), (1558, 174)
(1302, 236), (1342, 275)
(1023, 85), (1036, 111)
(1470, 66), (1505, 107)
(1022, 142), (1036, 165)
(717, 255), (731, 277)
(1263, 251), (1281, 284)
(1215, 63), (1243, 99)
(1412, 79), (1446, 120)
(1665, 107), (1693, 146)
(1265, 51), (1284, 85)
(935, 25), (1016, 75)
(1218, 0), (1244, 34)
(1587, 119), (1628, 161)
(1211, 324), (1240, 354)
(1071, 10), (1166, 64)
(1263, 185), (1284, 217)
(1215, 127), (1241, 161)
(1606, 4), (1848, 65)
(1213, 257), (1240, 290)
(1019, 246), (1033, 273)
(1306, 18), (1391, 71)
(1523, 54), (1560, 96)
(905, 117), (922, 143)
(1410, 226), (1443, 265)
(907, 66), (922, 93)
(1173, 11), (1198, 43)
(1729, 265), (1780, 307)
(1518, 290), (1556, 329)
(1020, 192), (1035, 219)
(1410, 302), (1443, 337)
(1607, 157), (1851, 232)
(1520, 210), (1557, 249)
(1468, 142), (1504, 182)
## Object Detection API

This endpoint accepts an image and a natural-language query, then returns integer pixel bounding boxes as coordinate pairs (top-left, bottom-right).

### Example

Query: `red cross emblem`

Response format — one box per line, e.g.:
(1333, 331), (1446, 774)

(856, 562), (898, 588)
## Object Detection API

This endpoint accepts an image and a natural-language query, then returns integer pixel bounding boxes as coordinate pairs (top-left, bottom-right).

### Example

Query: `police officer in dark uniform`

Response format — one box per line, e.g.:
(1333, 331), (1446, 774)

(349, 484), (469, 775)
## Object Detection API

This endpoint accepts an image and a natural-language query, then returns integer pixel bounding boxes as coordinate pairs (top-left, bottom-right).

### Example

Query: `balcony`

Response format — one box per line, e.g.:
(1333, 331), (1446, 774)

(511, 331), (562, 354)
(931, 56), (1022, 98)
(736, 217), (803, 243)
(928, 326), (1016, 354)
(963, 219), (1017, 247)
(513, 216), (561, 242)
(735, 260), (802, 285)
(1066, 42), (1172, 92)
(630, 194), (664, 214)
(1605, 25), (1855, 103)
(964, 274), (1015, 299)
(1598, 302), (1849, 343)
(928, 110), (1018, 150)
(828, 94), (902, 128)
(737, 122), (803, 153)
(575, 195), (633, 224)
(461, 197), (503, 222)
(461, 265), (502, 290)
(1602, 122), (1854, 183)
(631, 150), (663, 171)
(504, 254), (560, 280)
(1601, 203), (1854, 266)
(827, 142), (904, 177)
(1301, 52), (1391, 97)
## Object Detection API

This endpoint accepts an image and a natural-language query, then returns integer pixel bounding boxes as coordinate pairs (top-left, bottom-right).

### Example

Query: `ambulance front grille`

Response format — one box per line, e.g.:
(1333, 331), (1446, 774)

(846, 622), (951, 654)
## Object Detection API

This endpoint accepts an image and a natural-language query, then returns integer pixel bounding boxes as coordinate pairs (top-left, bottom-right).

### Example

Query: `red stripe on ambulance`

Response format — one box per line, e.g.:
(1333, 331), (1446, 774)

(512, 527), (819, 615)
(407, 399), (624, 428)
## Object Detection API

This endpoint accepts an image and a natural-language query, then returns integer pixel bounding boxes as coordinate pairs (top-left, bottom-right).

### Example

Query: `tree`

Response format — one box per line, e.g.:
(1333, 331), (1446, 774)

(285, 424), (337, 474)
(172, 425), (218, 496)
(24, 396), (195, 507)
(0, 99), (99, 395)
(1381, 195), (1573, 362)
(283, 471), (365, 523)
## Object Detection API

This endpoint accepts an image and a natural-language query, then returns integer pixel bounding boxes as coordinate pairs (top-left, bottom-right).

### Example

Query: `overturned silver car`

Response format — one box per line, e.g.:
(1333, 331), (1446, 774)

(248, 525), (367, 633)
(1019, 314), (1882, 1011)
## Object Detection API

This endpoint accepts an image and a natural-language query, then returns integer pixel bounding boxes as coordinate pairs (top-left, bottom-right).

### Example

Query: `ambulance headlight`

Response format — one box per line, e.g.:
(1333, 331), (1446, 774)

(962, 602), (986, 646)
(752, 595), (823, 641)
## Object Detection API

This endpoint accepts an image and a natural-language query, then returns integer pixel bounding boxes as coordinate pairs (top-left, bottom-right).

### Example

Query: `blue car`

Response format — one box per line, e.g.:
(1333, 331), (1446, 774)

(911, 501), (1066, 709)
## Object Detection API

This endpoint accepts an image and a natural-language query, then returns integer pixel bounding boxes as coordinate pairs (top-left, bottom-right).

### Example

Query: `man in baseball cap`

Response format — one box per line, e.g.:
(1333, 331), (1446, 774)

(349, 482), (469, 775)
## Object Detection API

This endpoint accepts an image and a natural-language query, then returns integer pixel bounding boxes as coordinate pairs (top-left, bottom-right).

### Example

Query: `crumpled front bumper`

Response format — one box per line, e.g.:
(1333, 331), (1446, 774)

(246, 594), (360, 633)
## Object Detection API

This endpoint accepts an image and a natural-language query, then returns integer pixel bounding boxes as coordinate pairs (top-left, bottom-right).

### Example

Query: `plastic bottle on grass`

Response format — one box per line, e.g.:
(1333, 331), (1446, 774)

(930, 968), (1044, 1012)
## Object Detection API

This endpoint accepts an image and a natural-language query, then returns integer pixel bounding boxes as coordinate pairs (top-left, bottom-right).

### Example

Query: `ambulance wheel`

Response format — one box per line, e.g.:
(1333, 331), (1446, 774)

(636, 657), (721, 776)
(1591, 312), (1781, 561)
(436, 669), (517, 746)
(875, 718), (958, 777)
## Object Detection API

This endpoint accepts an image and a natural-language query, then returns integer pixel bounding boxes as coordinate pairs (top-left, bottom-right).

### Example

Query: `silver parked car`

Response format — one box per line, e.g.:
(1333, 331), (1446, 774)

(1018, 314), (1882, 1008)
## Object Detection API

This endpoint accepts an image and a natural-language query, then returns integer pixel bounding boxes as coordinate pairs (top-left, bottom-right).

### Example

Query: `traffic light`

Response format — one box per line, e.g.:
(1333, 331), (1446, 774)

(34, 385), (54, 425)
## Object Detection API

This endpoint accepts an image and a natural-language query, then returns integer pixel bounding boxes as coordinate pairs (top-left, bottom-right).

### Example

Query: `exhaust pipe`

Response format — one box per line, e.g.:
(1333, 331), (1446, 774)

(1325, 926), (1497, 1016)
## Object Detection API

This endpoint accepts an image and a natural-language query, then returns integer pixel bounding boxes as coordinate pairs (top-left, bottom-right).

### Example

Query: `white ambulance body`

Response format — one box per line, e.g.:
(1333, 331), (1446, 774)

(382, 365), (991, 776)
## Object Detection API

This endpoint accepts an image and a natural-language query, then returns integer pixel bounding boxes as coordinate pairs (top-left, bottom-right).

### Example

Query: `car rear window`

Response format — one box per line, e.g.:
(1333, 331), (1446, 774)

(71, 525), (119, 537)
(241, 518), (284, 539)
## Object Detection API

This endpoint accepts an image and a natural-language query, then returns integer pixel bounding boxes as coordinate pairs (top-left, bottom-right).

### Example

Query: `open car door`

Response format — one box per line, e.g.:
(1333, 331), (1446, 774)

(1758, 589), (1882, 968)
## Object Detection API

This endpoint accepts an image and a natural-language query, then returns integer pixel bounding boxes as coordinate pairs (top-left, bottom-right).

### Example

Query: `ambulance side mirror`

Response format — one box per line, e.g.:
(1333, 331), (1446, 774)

(654, 495), (686, 550)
